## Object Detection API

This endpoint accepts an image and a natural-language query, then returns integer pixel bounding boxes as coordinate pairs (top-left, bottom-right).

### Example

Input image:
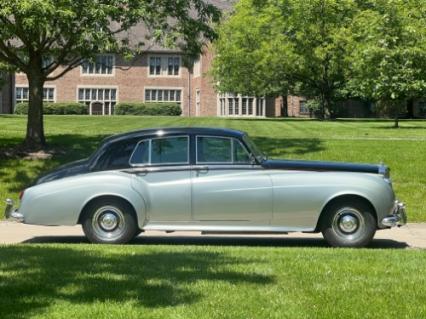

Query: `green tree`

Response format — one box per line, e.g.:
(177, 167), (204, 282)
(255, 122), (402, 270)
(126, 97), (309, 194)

(345, 0), (426, 127)
(212, 0), (357, 118)
(0, 0), (220, 148)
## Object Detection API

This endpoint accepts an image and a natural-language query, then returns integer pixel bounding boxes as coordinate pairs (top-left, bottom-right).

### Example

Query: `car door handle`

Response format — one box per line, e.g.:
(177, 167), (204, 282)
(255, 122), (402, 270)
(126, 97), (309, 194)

(194, 165), (209, 173)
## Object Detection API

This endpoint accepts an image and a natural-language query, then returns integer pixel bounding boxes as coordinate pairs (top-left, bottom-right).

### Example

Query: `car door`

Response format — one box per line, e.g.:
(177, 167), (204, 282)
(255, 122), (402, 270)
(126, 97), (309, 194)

(130, 135), (192, 222)
(191, 135), (273, 224)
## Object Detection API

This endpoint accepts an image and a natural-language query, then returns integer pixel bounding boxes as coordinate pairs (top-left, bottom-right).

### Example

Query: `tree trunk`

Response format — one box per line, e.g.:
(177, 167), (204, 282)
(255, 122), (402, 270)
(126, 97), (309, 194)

(407, 99), (414, 118)
(394, 114), (399, 128)
(24, 71), (46, 149)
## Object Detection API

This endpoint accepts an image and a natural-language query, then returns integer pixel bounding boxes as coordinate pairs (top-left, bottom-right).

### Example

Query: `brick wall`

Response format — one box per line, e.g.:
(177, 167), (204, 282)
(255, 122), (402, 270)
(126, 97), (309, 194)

(14, 53), (194, 116)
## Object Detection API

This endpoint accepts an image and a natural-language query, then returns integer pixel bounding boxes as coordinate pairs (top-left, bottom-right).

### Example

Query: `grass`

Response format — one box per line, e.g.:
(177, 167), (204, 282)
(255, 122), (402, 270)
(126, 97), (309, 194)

(0, 243), (425, 319)
(1, 115), (425, 221)
(1, 116), (426, 318)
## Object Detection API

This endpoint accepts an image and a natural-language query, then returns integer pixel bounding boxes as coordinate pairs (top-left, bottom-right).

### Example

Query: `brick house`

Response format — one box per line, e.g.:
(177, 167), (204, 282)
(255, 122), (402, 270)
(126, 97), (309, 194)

(0, 1), (283, 118)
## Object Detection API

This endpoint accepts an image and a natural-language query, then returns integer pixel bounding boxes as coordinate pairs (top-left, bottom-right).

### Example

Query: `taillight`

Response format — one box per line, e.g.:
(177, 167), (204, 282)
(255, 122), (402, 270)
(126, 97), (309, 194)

(19, 190), (25, 200)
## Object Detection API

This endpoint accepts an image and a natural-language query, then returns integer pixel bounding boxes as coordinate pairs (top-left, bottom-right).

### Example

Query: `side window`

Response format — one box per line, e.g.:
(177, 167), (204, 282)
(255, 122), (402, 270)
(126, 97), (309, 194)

(233, 141), (251, 163)
(197, 136), (250, 164)
(151, 136), (188, 164)
(130, 136), (189, 165)
(197, 137), (232, 163)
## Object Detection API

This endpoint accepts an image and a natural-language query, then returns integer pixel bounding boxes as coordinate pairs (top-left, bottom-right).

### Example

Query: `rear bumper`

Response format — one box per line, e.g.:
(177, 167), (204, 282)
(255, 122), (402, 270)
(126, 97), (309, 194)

(381, 200), (407, 227)
(4, 199), (24, 222)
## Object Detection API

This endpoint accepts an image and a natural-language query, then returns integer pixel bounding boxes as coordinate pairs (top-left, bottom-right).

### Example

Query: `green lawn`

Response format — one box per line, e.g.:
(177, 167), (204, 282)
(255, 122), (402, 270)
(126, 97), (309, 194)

(1, 115), (425, 220)
(1, 116), (426, 318)
(0, 244), (425, 319)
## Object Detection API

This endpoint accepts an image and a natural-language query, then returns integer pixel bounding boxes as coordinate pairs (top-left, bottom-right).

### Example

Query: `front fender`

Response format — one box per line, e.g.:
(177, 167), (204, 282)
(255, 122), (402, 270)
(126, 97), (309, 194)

(20, 171), (147, 228)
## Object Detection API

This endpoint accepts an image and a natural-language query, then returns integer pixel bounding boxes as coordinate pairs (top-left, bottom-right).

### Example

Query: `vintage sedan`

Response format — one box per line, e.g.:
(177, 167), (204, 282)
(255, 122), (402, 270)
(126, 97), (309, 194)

(5, 127), (406, 247)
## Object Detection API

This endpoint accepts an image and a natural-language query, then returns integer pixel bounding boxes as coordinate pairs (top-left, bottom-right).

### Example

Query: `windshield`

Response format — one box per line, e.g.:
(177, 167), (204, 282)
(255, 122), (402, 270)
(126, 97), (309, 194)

(242, 134), (267, 163)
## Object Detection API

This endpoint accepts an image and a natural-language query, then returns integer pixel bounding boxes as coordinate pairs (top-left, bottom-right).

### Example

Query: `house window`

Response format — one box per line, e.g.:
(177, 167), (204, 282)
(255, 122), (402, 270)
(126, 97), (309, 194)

(15, 87), (55, 104)
(218, 94), (265, 117)
(81, 55), (114, 75)
(168, 57), (180, 76)
(193, 58), (201, 78)
(196, 89), (201, 116)
(300, 100), (309, 114)
(77, 87), (117, 115)
(149, 56), (181, 76)
(145, 89), (182, 104)
(149, 57), (162, 75)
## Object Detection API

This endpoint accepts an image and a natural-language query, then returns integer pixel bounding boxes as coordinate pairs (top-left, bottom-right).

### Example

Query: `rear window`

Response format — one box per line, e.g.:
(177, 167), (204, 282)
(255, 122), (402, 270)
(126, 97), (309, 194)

(94, 139), (139, 171)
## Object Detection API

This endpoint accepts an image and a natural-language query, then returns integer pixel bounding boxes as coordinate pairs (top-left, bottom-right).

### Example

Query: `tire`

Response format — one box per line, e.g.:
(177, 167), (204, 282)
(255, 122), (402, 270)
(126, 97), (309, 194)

(320, 199), (376, 248)
(82, 198), (139, 244)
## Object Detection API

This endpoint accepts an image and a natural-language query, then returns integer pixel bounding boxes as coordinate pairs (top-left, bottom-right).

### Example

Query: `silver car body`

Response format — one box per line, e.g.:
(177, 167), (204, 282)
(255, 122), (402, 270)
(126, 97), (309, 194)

(6, 127), (405, 233)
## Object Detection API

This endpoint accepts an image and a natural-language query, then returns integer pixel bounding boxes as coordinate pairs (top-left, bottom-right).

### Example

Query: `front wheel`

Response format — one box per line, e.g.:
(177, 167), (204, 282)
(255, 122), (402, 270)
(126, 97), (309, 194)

(320, 199), (376, 248)
(82, 198), (139, 244)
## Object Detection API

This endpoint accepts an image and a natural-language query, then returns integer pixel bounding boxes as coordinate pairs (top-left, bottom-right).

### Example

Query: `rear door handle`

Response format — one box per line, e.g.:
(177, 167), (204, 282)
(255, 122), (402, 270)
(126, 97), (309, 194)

(194, 165), (209, 173)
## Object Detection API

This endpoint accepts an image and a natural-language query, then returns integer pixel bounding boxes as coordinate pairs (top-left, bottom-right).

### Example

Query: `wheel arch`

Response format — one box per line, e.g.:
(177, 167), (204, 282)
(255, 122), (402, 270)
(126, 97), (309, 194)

(314, 194), (378, 232)
(78, 194), (142, 226)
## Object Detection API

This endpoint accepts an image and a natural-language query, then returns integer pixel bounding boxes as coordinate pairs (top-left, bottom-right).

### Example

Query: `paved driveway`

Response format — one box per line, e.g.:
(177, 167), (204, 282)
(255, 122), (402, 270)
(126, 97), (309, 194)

(1, 221), (425, 248)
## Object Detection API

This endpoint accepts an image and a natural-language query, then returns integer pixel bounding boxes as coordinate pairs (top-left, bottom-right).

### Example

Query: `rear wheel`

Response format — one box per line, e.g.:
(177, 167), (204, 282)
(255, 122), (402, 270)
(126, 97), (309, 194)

(82, 198), (138, 244)
(320, 199), (376, 248)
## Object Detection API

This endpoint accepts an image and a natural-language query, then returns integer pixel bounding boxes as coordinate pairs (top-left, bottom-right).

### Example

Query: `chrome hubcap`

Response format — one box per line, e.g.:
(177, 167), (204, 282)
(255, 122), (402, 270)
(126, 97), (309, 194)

(339, 215), (359, 233)
(332, 207), (365, 240)
(92, 206), (126, 241)
(99, 212), (118, 231)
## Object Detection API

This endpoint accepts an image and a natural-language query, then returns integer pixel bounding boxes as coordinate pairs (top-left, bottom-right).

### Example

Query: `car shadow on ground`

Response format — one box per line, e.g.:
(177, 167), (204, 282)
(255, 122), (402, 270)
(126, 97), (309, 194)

(22, 235), (409, 249)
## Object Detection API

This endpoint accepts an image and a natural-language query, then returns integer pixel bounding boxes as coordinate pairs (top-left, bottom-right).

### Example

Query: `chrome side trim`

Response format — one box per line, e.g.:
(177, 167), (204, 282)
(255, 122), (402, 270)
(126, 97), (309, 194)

(381, 200), (407, 227)
(4, 199), (24, 222)
(122, 165), (263, 174)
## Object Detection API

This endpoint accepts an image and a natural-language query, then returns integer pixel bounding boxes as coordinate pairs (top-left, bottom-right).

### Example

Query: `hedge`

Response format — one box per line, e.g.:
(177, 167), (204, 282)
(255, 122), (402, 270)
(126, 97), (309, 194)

(14, 102), (88, 115)
(114, 102), (182, 116)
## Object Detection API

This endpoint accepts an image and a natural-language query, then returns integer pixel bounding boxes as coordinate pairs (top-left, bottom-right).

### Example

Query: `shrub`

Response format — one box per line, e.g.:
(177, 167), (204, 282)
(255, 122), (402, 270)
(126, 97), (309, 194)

(14, 102), (88, 115)
(114, 102), (182, 116)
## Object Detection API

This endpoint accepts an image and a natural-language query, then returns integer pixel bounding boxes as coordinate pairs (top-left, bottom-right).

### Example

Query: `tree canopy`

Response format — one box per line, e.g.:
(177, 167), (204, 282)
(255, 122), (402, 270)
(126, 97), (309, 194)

(345, 0), (426, 126)
(212, 0), (357, 118)
(0, 0), (221, 148)
(212, 0), (426, 123)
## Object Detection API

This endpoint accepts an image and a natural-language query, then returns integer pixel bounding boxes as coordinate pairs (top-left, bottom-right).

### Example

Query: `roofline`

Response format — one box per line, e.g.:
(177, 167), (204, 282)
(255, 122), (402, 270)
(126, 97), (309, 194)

(103, 126), (246, 144)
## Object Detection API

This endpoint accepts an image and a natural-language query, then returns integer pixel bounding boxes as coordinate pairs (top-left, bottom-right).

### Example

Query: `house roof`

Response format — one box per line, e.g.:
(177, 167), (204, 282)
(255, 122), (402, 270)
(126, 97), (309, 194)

(117, 0), (236, 53)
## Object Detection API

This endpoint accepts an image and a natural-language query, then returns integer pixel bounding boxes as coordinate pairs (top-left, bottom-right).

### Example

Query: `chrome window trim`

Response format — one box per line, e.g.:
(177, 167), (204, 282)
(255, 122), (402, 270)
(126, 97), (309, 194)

(129, 135), (190, 167)
(195, 135), (252, 165)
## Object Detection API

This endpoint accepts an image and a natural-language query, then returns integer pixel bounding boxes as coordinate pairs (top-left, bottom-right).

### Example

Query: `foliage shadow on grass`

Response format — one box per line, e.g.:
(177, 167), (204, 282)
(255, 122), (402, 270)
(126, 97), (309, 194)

(0, 246), (274, 319)
(252, 137), (325, 157)
(0, 134), (107, 194)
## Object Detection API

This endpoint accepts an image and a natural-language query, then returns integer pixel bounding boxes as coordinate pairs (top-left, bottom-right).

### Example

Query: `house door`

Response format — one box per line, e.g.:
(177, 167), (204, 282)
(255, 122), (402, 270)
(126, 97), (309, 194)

(90, 101), (104, 115)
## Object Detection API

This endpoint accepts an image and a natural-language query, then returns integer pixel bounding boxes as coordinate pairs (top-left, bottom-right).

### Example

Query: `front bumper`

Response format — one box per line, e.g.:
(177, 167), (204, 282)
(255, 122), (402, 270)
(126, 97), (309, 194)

(4, 199), (24, 222)
(381, 200), (407, 227)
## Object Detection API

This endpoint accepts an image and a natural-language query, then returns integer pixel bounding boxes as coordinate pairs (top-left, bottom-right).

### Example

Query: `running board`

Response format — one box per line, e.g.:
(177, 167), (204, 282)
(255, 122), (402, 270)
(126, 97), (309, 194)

(201, 231), (288, 235)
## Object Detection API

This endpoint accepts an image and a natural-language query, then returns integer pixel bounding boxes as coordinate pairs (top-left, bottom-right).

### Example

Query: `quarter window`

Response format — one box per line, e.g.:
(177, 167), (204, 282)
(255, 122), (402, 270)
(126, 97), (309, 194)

(130, 136), (189, 165)
(196, 136), (251, 164)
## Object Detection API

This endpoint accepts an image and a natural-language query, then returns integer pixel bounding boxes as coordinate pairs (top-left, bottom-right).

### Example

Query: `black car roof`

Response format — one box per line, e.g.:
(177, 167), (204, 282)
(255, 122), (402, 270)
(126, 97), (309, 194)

(102, 127), (246, 145)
